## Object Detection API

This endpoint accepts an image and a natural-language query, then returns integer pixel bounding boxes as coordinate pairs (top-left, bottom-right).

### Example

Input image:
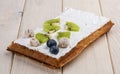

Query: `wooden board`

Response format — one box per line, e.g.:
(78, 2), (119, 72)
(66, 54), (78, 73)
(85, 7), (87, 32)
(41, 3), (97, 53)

(100, 0), (120, 74)
(62, 0), (113, 74)
(10, 0), (62, 74)
(0, 0), (25, 74)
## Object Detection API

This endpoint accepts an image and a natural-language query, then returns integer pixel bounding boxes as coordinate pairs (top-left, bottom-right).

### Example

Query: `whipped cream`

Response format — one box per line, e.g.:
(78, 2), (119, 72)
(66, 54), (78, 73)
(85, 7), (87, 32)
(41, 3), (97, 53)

(14, 8), (110, 59)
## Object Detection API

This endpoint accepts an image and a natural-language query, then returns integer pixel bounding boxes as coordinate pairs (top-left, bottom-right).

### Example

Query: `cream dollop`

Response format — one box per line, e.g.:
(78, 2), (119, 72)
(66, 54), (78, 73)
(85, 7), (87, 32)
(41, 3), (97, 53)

(24, 29), (34, 38)
(30, 37), (40, 47)
(59, 37), (70, 48)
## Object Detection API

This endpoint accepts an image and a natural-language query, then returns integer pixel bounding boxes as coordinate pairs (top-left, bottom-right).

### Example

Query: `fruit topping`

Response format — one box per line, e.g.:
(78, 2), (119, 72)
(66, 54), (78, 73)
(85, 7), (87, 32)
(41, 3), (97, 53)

(24, 29), (34, 37)
(35, 33), (49, 43)
(46, 39), (59, 54)
(65, 22), (80, 31)
(43, 18), (60, 34)
(47, 39), (57, 47)
(58, 37), (69, 48)
(45, 18), (60, 23)
(50, 46), (59, 55)
(30, 37), (40, 47)
(57, 32), (71, 39)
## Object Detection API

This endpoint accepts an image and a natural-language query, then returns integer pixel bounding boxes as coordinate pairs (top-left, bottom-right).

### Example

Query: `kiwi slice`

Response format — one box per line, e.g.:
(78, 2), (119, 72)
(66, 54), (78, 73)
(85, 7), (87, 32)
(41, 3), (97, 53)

(45, 18), (60, 23)
(57, 32), (71, 39)
(43, 18), (60, 33)
(35, 33), (49, 43)
(65, 22), (80, 31)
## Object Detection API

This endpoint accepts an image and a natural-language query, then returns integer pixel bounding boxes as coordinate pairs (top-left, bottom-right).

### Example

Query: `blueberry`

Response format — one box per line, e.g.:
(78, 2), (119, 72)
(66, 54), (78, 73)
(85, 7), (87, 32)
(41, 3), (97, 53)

(47, 39), (57, 47)
(50, 46), (59, 55)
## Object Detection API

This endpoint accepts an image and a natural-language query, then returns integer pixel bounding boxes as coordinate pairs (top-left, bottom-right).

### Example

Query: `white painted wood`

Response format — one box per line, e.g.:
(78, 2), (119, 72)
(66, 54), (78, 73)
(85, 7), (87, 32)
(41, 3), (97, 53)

(11, 0), (62, 74)
(0, 0), (25, 74)
(100, 0), (120, 74)
(63, 0), (113, 74)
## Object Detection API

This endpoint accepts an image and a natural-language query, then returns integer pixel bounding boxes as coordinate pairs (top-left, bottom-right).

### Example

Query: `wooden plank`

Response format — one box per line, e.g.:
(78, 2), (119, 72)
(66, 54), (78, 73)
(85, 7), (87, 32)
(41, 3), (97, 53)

(100, 0), (120, 74)
(63, 0), (113, 74)
(0, 0), (25, 74)
(10, 0), (62, 74)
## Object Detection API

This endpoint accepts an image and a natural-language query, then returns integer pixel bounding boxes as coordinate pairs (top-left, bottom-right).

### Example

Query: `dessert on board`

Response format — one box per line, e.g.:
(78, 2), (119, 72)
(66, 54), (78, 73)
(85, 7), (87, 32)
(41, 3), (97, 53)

(7, 8), (114, 68)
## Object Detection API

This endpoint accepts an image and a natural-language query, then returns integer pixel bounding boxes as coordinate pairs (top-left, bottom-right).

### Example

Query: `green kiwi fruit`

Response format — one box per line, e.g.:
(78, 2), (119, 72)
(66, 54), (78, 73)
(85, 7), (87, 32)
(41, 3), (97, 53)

(57, 32), (71, 39)
(43, 18), (60, 33)
(35, 33), (49, 43)
(65, 22), (80, 31)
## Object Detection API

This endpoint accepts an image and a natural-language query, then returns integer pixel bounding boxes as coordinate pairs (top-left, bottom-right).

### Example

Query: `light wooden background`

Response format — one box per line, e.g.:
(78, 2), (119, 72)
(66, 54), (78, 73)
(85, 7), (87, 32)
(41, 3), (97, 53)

(0, 0), (119, 74)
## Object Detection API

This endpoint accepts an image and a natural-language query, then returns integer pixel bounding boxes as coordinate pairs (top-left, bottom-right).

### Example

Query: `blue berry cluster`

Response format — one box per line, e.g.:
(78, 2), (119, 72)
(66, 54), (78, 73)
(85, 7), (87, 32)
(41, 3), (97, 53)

(47, 39), (59, 55)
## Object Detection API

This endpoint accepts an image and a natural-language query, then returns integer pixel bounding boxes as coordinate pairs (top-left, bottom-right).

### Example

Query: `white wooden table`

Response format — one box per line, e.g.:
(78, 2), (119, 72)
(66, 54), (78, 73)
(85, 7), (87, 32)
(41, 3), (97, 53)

(0, 0), (120, 74)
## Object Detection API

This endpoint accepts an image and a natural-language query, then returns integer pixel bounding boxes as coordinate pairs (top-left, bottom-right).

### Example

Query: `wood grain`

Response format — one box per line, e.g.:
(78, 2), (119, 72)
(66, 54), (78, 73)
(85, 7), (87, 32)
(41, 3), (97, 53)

(63, 0), (113, 74)
(10, 0), (62, 74)
(100, 0), (120, 74)
(0, 0), (25, 74)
